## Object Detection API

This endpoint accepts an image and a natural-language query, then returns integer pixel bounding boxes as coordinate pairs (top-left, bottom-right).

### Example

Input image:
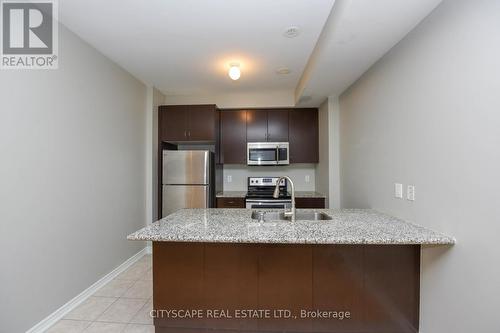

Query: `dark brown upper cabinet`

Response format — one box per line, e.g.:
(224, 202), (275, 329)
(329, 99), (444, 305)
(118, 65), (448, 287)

(159, 105), (188, 142)
(267, 109), (289, 142)
(220, 110), (247, 164)
(159, 104), (217, 142)
(289, 108), (319, 163)
(246, 110), (268, 142)
(246, 109), (289, 142)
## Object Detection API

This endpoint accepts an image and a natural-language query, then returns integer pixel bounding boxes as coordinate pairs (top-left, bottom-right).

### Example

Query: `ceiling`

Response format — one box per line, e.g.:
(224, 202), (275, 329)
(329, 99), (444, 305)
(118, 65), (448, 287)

(59, 0), (335, 96)
(59, 0), (443, 106)
(296, 0), (443, 106)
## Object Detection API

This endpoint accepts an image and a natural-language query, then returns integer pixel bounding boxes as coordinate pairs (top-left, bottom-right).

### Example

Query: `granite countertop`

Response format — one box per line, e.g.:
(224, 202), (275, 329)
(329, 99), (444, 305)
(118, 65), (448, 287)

(216, 191), (326, 198)
(215, 191), (247, 198)
(128, 208), (455, 245)
(294, 191), (326, 198)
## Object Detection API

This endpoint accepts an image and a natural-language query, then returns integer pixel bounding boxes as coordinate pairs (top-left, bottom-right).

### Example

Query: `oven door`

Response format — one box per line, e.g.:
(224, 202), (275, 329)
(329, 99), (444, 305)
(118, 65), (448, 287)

(245, 199), (292, 209)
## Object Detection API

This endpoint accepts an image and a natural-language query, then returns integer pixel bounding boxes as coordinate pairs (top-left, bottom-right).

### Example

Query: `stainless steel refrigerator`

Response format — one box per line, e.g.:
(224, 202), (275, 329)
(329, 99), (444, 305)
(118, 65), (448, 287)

(161, 150), (215, 218)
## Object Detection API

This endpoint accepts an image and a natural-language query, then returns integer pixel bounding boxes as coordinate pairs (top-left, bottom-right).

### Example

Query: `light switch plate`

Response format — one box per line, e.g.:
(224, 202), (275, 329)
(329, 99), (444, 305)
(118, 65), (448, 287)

(227, 175), (232, 183)
(394, 183), (403, 199)
(305, 175), (310, 183)
(407, 185), (415, 201)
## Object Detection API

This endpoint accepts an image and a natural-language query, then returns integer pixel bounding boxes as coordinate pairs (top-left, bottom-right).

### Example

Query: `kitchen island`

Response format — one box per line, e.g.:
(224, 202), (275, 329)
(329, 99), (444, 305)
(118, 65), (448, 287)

(128, 208), (454, 333)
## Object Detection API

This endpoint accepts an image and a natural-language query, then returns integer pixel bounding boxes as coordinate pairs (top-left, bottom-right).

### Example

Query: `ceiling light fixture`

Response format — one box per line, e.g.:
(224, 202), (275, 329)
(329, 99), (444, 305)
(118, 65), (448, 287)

(228, 63), (241, 80)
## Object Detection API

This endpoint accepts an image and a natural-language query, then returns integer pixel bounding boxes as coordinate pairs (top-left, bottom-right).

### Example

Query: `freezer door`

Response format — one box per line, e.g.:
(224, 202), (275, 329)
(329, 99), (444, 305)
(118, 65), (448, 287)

(162, 150), (210, 185)
(162, 185), (209, 218)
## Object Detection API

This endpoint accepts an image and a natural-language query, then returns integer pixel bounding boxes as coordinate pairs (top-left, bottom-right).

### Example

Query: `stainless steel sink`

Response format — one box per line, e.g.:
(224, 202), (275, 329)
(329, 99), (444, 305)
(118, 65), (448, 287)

(251, 210), (332, 222)
(295, 211), (333, 221)
(251, 211), (285, 222)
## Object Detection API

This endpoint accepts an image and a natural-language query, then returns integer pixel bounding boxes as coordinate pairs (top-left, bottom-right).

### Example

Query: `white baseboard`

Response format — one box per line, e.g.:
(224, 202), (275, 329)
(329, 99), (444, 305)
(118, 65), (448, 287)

(26, 247), (149, 333)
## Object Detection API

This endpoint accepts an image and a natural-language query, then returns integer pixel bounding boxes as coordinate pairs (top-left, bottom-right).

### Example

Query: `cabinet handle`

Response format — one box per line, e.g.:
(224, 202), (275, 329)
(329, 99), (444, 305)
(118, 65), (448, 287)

(184, 130), (187, 137)
(188, 130), (191, 137)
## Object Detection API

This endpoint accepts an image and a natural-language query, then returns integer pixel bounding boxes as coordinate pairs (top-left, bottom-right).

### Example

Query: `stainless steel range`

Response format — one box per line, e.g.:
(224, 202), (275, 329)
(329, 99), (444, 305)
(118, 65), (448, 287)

(245, 176), (292, 209)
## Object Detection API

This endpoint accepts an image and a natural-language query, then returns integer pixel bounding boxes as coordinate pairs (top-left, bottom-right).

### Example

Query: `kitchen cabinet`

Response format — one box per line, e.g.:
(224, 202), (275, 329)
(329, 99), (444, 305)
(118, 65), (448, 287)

(220, 110), (247, 164)
(153, 242), (420, 332)
(216, 197), (246, 208)
(246, 109), (268, 142)
(289, 108), (319, 163)
(267, 109), (289, 141)
(159, 105), (188, 142)
(246, 109), (289, 142)
(295, 197), (325, 209)
(158, 104), (217, 142)
(258, 245), (313, 332)
(188, 105), (218, 141)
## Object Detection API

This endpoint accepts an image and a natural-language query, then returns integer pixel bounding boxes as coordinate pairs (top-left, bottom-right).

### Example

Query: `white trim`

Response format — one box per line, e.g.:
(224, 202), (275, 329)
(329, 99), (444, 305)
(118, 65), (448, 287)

(26, 247), (149, 333)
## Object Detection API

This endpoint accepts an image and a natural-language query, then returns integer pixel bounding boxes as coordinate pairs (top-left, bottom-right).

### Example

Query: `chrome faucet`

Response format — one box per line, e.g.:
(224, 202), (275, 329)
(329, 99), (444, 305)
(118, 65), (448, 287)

(273, 176), (296, 222)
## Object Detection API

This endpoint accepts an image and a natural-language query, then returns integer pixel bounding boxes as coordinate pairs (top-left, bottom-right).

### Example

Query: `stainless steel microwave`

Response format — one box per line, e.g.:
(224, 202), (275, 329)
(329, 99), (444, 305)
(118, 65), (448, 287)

(247, 142), (289, 165)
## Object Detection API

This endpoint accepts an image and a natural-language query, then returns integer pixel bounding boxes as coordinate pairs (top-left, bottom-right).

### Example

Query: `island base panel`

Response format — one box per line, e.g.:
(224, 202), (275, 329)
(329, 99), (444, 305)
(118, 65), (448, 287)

(153, 242), (420, 333)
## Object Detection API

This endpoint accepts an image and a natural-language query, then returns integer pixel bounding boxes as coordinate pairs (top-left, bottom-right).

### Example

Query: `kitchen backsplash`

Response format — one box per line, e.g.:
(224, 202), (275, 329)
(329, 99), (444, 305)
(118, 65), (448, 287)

(223, 164), (316, 191)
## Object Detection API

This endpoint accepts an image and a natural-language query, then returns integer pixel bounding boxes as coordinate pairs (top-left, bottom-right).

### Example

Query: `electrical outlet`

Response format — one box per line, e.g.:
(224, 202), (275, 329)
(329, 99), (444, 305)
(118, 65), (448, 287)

(394, 183), (403, 199)
(227, 175), (232, 183)
(407, 185), (415, 201)
(305, 175), (310, 183)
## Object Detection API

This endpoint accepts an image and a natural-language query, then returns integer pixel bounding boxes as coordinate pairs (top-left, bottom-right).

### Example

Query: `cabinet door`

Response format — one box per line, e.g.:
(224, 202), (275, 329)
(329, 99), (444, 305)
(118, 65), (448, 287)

(289, 108), (319, 163)
(220, 110), (247, 164)
(246, 109), (268, 142)
(295, 197), (325, 208)
(158, 105), (189, 142)
(188, 104), (216, 141)
(216, 197), (245, 208)
(267, 109), (289, 142)
(258, 245), (313, 332)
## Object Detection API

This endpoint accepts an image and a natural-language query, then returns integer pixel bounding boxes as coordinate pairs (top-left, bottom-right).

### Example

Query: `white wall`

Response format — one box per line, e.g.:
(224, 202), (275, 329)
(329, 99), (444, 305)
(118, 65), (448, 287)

(145, 87), (165, 224)
(0, 25), (147, 332)
(164, 90), (294, 108)
(223, 165), (316, 191)
(328, 97), (341, 209)
(316, 97), (341, 208)
(315, 100), (330, 204)
(339, 0), (500, 331)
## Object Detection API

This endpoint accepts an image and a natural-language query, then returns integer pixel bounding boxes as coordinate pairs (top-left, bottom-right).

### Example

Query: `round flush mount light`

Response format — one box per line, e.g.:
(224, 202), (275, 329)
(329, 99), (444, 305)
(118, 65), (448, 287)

(276, 67), (291, 75)
(228, 63), (241, 80)
(283, 26), (301, 38)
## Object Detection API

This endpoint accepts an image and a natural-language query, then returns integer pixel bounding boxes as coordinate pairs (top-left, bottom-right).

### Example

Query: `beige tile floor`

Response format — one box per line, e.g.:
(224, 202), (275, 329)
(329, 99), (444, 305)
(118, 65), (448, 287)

(46, 255), (154, 333)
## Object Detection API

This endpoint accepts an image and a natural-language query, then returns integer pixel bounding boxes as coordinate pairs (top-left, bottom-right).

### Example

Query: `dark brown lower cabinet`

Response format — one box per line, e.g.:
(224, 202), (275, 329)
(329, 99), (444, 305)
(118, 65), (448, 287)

(153, 242), (420, 333)
(216, 197), (246, 208)
(295, 197), (325, 209)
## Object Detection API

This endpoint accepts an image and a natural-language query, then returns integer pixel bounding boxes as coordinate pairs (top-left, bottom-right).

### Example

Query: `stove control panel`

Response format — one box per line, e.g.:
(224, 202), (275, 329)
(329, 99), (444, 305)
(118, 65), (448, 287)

(248, 177), (286, 187)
